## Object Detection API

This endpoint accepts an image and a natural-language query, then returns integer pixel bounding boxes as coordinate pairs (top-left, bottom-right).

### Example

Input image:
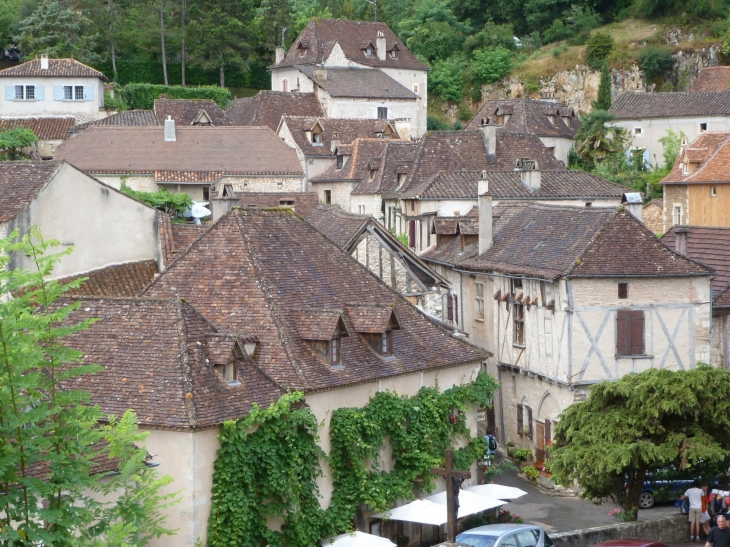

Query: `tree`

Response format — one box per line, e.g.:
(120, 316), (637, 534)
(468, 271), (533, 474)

(0, 127), (38, 159)
(659, 129), (684, 171)
(585, 31), (613, 69)
(398, 0), (470, 61)
(593, 59), (612, 111)
(573, 109), (631, 167)
(549, 365), (730, 519)
(429, 57), (464, 102)
(254, 0), (294, 66)
(472, 46), (512, 84)
(0, 228), (178, 546)
(638, 45), (676, 84)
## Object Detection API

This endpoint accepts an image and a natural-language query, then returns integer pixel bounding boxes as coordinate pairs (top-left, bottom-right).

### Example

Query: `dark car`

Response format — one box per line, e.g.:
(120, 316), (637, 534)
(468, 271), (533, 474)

(3, 48), (21, 62)
(592, 540), (668, 547)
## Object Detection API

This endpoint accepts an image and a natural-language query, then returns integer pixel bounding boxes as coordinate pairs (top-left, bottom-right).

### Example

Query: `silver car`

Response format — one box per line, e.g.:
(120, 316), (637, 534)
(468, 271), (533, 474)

(456, 523), (554, 547)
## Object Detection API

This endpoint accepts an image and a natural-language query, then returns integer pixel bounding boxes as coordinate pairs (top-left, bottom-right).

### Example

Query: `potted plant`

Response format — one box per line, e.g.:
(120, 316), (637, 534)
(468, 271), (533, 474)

(396, 534), (410, 547)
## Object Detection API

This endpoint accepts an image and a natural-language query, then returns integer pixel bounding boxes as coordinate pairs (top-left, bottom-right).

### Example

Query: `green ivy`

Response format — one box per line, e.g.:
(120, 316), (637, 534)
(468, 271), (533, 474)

(120, 83), (232, 110)
(206, 372), (498, 547)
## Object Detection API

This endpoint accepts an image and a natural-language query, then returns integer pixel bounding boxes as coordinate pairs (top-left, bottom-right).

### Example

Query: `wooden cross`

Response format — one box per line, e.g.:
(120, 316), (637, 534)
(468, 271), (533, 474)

(430, 448), (471, 543)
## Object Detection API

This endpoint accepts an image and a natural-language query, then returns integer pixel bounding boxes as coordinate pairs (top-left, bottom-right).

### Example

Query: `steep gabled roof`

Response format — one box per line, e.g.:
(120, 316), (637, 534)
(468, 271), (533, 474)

(351, 140), (417, 196)
(297, 66), (418, 100)
(661, 132), (730, 185)
(281, 116), (400, 157)
(142, 208), (487, 392)
(311, 138), (388, 182)
(71, 110), (160, 134)
(154, 99), (227, 126)
(56, 260), (159, 297)
(273, 18), (428, 72)
(691, 66), (730, 92)
(465, 98), (580, 137)
(0, 58), (107, 80)
(225, 91), (324, 131)
(609, 91), (730, 119)
(0, 161), (60, 223)
(0, 117), (75, 140)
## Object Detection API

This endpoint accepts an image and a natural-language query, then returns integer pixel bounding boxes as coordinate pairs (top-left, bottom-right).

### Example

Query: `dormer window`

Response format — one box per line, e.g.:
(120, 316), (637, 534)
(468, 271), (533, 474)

(547, 115), (556, 126)
(297, 41), (308, 56)
(397, 173), (407, 186)
(313, 131), (322, 144)
(365, 47), (374, 57)
(293, 309), (349, 369)
(214, 360), (239, 384)
(683, 163), (688, 175)
(389, 50), (397, 59)
(336, 155), (344, 169)
(206, 334), (248, 386)
(330, 338), (341, 365)
(700, 122), (708, 132)
(346, 303), (401, 358)
(381, 332), (392, 356)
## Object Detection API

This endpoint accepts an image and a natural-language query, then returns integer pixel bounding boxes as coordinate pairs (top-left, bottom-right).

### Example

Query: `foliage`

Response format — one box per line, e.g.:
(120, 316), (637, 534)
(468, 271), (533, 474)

(0, 127), (38, 160)
(472, 47), (513, 84)
(573, 109), (632, 167)
(543, 5), (600, 44)
(513, 448), (532, 461)
(659, 129), (684, 170)
(120, 83), (231, 110)
(549, 365), (730, 519)
(506, 440), (516, 448)
(480, 456), (517, 483)
(120, 183), (194, 216)
(0, 228), (178, 546)
(206, 372), (498, 546)
(389, 229), (410, 247)
(523, 465), (540, 481)
(463, 21), (515, 53)
(398, 0), (470, 62)
(638, 45), (676, 83)
(429, 56), (465, 102)
(608, 507), (638, 522)
(593, 60), (612, 110)
(585, 31), (614, 69)
(427, 115), (454, 130)
(463, 509), (524, 528)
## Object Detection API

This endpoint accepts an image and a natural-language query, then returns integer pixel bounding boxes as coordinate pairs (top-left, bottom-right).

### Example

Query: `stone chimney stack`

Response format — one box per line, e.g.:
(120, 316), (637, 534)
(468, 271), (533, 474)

(621, 192), (644, 223)
(40, 55), (49, 70)
(516, 158), (540, 192)
(313, 67), (327, 81)
(164, 115), (176, 142)
(675, 227), (688, 256)
(275, 46), (286, 65)
(376, 31), (386, 61)
(479, 120), (496, 158)
(478, 173), (493, 255)
(330, 131), (340, 153)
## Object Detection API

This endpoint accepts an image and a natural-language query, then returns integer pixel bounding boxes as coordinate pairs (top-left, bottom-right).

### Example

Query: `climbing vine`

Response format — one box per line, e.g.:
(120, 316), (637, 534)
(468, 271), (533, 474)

(206, 372), (498, 547)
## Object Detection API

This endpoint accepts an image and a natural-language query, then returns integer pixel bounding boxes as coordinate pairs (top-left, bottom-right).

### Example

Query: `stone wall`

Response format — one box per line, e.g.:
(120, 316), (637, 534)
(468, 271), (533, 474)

(663, 184), (688, 233)
(552, 513), (687, 547)
(643, 200), (663, 234)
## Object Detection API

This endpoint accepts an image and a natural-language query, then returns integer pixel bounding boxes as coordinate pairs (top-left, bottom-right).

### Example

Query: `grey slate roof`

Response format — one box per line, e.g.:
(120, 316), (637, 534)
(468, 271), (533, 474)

(609, 91), (730, 119)
(298, 66), (418, 100)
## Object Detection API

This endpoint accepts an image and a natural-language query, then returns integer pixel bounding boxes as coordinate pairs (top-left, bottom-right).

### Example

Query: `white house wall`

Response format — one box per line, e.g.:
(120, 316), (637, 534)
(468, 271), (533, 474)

(350, 194), (382, 217)
(326, 97), (418, 138)
(380, 67), (427, 138)
(271, 67), (314, 93)
(537, 136), (573, 167)
(0, 76), (104, 122)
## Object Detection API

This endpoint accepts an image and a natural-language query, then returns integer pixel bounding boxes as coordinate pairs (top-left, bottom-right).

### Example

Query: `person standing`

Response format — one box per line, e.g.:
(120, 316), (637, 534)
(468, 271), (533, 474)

(706, 515), (730, 547)
(685, 480), (706, 541)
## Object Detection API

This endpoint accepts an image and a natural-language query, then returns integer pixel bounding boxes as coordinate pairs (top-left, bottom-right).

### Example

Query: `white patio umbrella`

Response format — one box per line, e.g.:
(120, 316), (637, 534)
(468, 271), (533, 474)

(465, 483), (528, 501)
(322, 531), (396, 547)
(426, 489), (507, 517)
(374, 491), (506, 525)
(190, 202), (211, 218)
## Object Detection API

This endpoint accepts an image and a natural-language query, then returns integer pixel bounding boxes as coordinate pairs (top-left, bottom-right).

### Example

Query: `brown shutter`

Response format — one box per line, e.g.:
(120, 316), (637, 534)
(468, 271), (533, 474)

(545, 420), (551, 445)
(454, 295), (458, 325)
(630, 310), (645, 355)
(408, 220), (416, 247)
(446, 294), (453, 321)
(616, 310), (631, 355)
(517, 404), (523, 434)
(527, 406), (533, 439)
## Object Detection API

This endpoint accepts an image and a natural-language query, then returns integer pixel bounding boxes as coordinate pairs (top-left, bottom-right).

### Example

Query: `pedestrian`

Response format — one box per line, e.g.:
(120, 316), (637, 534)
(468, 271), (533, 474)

(684, 480), (705, 541)
(706, 515), (730, 547)
(702, 484), (713, 536)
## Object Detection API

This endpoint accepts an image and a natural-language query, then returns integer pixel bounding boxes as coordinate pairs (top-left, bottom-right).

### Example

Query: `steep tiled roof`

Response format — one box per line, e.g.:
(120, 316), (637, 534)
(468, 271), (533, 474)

(0, 58), (107, 80)
(225, 91), (324, 131)
(0, 117), (74, 140)
(158, 216), (207, 266)
(609, 91), (730, 119)
(422, 235), (479, 266)
(281, 116), (400, 157)
(312, 138), (388, 182)
(154, 171), (222, 183)
(691, 67), (730, 92)
(74, 111), (160, 131)
(661, 132), (730, 184)
(143, 208), (487, 392)
(416, 170), (626, 200)
(237, 192), (320, 218)
(291, 309), (348, 340)
(389, 131), (565, 200)
(306, 205), (369, 248)
(351, 140), (417, 195)
(54, 126), (303, 175)
(57, 260), (159, 297)
(0, 161), (59, 222)
(154, 99), (227, 126)
(347, 303), (398, 332)
(297, 66), (418, 99)
(273, 18), (428, 71)
(465, 98), (580, 137)
(662, 225), (730, 306)
(60, 297), (284, 428)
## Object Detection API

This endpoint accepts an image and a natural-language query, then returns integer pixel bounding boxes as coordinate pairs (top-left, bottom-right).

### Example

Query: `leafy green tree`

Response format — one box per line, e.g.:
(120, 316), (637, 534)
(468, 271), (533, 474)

(659, 129), (684, 170)
(292, 0), (332, 35)
(585, 31), (613, 69)
(550, 365), (730, 518)
(0, 127), (38, 160)
(462, 21), (515, 53)
(638, 45), (676, 84)
(120, 183), (193, 215)
(472, 46), (512, 84)
(429, 56), (464, 102)
(254, 0), (294, 66)
(593, 59), (612, 110)
(574, 109), (631, 167)
(398, 0), (470, 61)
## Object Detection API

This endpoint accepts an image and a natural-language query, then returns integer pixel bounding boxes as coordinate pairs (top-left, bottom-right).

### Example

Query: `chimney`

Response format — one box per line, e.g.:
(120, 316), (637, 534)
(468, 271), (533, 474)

(621, 192), (643, 223)
(313, 67), (327, 81)
(675, 227), (688, 256)
(478, 173), (493, 254)
(516, 158), (540, 192)
(164, 115), (176, 142)
(479, 120), (496, 158)
(275, 46), (286, 65)
(376, 30), (386, 61)
(330, 131), (340, 153)
(40, 55), (49, 70)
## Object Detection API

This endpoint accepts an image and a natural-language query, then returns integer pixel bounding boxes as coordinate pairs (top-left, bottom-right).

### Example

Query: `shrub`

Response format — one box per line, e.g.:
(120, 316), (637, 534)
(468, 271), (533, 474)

(463, 510), (524, 528)
(513, 448), (532, 461)
(638, 46), (676, 84)
(506, 440), (516, 448)
(0, 127), (38, 160)
(472, 47), (513, 85)
(551, 44), (568, 57)
(586, 31), (614, 69)
(429, 57), (465, 102)
(523, 465), (540, 481)
(120, 83), (232, 110)
(120, 183), (193, 216)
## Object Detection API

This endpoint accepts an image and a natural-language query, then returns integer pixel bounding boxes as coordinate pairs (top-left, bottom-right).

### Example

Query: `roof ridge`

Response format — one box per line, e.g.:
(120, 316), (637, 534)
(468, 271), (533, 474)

(684, 133), (730, 182)
(174, 298), (199, 428)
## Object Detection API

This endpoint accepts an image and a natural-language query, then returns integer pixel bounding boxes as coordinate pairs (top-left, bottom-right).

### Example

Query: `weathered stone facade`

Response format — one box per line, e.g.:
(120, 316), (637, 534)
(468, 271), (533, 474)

(643, 199), (663, 234)
(663, 183), (688, 233)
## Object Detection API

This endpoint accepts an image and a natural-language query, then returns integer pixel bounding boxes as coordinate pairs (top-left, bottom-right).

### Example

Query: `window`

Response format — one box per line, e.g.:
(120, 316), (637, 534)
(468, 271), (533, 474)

(324, 190), (332, 204)
(64, 86), (73, 100)
(618, 283), (628, 299)
(616, 309), (645, 356)
(389, 50), (397, 59)
(700, 122), (708, 132)
(500, 533), (518, 547)
(358, 205), (365, 214)
(513, 304), (525, 345)
(397, 173), (406, 187)
(377, 106), (388, 119)
(547, 115), (556, 126)
(280, 200), (294, 206)
(214, 360), (238, 385)
(13, 85), (35, 100)
(634, 127), (642, 135)
(336, 154), (344, 169)
(412, 83), (419, 95)
(474, 282), (485, 321)
(25, 86), (34, 100)
(408, 220), (416, 248)
(711, 186), (717, 197)
(74, 86), (84, 100)
(683, 163), (688, 175)
(312, 131), (322, 144)
(282, 78), (289, 92)
(515, 530), (539, 547)
(330, 338), (340, 365)
(203, 187), (210, 201)
(516, 404), (523, 435)
(510, 277), (523, 294)
(381, 332), (392, 355)
(674, 205), (682, 226)
(222, 184), (234, 198)
(547, 146), (555, 157)
(14, 85), (23, 100)
(365, 47), (373, 57)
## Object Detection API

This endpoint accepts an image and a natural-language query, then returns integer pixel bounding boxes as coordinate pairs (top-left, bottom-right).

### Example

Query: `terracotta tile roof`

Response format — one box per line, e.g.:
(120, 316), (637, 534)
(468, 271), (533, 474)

(0, 161), (60, 222)
(311, 138), (388, 182)
(691, 67), (730, 92)
(433, 217), (459, 235)
(609, 91), (730, 119)
(306, 205), (369, 249)
(273, 18), (428, 72)
(225, 91), (324, 131)
(142, 208), (488, 392)
(297, 66), (418, 99)
(661, 132), (730, 184)
(57, 260), (159, 297)
(158, 212), (175, 265)
(72, 111), (160, 132)
(291, 309), (349, 340)
(389, 131), (565, 200)
(416, 169), (626, 200)
(281, 116), (400, 157)
(54, 126), (303, 175)
(347, 303), (399, 333)
(0, 58), (108, 80)
(662, 225), (730, 306)
(59, 297), (284, 428)
(351, 140), (417, 195)
(154, 170), (222, 182)
(422, 235), (479, 266)
(154, 99), (227, 126)
(465, 99), (580, 137)
(237, 192), (320, 218)
(0, 117), (74, 140)
(158, 217), (207, 265)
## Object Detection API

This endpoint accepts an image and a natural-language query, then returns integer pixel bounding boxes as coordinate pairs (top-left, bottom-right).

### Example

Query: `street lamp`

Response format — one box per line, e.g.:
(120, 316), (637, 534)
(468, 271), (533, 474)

(363, 0), (377, 21)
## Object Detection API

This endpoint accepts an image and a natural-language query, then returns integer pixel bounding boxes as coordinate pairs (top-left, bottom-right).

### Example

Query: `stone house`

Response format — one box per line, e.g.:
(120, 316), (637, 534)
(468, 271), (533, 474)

(270, 19), (429, 138)
(54, 206), (491, 546)
(53, 120), (303, 200)
(0, 161), (161, 279)
(609, 91), (730, 166)
(429, 194), (712, 455)
(659, 131), (730, 231)
(690, 66), (730, 92)
(465, 98), (580, 165)
(0, 57), (107, 122)
(643, 198), (663, 233)
(277, 116), (402, 182)
(662, 226), (730, 369)
(0, 116), (75, 157)
(225, 90), (324, 131)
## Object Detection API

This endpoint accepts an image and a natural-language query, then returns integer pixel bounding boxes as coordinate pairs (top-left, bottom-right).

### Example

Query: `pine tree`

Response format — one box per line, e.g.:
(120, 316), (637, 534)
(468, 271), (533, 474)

(593, 59), (612, 111)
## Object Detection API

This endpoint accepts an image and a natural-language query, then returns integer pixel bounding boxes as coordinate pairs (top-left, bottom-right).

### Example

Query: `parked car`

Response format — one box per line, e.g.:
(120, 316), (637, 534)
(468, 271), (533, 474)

(3, 48), (21, 62)
(457, 524), (553, 547)
(592, 540), (668, 547)
(637, 468), (722, 509)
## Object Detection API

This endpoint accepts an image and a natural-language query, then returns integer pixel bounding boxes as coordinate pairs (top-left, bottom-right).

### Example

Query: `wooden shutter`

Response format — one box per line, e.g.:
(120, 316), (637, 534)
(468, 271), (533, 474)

(545, 420), (551, 445)
(453, 295), (458, 325)
(5, 86), (14, 101)
(527, 406), (533, 439)
(408, 220), (416, 247)
(83, 85), (94, 101)
(446, 294), (453, 321)
(516, 404), (523, 434)
(630, 310), (645, 355)
(616, 310), (631, 355)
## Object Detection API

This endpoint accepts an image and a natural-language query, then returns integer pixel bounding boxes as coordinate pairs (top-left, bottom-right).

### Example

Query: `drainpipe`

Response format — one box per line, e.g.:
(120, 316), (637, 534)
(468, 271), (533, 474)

(497, 365), (506, 447)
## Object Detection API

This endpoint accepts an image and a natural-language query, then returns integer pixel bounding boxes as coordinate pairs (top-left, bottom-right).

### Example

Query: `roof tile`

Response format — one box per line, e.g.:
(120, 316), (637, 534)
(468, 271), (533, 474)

(466, 98), (580, 137)
(0, 58), (107, 80)
(610, 91), (730, 119)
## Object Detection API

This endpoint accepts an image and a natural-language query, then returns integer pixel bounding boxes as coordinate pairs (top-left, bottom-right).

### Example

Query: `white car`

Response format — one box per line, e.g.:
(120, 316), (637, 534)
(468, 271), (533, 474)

(457, 524), (553, 547)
